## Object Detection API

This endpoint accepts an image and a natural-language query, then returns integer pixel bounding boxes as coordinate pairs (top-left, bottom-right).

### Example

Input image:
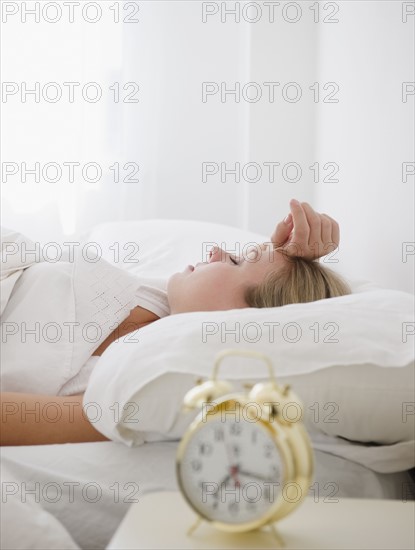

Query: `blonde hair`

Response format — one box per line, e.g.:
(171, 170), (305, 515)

(244, 256), (351, 308)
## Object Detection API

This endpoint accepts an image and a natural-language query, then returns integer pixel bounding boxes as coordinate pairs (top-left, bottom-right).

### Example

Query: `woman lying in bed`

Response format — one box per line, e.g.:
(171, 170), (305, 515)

(0, 199), (351, 446)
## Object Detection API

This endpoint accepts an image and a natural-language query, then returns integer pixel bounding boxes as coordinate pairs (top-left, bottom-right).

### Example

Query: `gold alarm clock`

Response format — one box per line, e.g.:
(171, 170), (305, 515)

(176, 349), (314, 537)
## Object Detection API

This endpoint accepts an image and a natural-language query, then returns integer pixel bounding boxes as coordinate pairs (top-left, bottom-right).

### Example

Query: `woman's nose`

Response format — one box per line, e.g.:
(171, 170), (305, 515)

(208, 246), (225, 262)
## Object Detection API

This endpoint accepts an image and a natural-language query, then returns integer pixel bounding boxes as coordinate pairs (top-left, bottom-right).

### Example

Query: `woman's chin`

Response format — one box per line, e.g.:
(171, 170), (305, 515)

(166, 274), (175, 294)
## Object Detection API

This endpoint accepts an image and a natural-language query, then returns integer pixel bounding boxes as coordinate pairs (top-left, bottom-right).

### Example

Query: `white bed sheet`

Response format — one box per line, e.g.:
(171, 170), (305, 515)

(1, 441), (413, 550)
(0, 461), (80, 550)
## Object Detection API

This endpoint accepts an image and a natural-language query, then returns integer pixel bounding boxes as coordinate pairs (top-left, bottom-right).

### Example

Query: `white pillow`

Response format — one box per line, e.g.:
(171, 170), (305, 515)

(82, 220), (414, 473)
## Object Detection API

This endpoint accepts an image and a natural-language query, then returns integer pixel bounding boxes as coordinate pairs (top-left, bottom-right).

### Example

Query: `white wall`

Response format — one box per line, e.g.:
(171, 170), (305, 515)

(314, 1), (414, 293)
(120, 1), (318, 235)
(247, 8), (318, 232)
(118, 1), (252, 229)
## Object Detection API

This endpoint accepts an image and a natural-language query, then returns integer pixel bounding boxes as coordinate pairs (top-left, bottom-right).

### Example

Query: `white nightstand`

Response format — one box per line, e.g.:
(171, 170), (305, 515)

(107, 491), (414, 549)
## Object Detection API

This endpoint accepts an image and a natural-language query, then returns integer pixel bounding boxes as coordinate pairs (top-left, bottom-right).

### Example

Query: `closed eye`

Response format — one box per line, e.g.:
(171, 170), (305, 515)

(230, 255), (239, 265)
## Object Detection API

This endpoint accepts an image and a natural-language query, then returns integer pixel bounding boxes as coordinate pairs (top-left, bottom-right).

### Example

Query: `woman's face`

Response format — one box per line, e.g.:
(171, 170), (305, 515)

(167, 243), (288, 314)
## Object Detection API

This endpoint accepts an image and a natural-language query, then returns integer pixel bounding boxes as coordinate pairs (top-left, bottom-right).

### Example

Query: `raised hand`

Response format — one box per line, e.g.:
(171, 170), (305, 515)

(270, 199), (339, 261)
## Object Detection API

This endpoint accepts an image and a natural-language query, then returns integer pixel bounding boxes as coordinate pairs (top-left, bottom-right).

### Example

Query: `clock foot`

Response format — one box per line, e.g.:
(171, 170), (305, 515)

(186, 516), (203, 536)
(268, 522), (286, 548)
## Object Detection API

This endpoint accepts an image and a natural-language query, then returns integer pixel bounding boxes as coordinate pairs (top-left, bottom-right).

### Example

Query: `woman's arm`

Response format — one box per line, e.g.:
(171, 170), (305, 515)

(0, 392), (109, 446)
(92, 306), (160, 357)
(1, 310), (160, 445)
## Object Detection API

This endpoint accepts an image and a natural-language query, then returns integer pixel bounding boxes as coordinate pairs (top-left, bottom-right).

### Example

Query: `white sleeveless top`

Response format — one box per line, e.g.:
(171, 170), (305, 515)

(1, 231), (170, 396)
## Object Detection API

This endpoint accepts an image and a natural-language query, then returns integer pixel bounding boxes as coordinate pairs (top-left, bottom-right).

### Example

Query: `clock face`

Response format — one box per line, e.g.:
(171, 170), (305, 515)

(177, 414), (284, 525)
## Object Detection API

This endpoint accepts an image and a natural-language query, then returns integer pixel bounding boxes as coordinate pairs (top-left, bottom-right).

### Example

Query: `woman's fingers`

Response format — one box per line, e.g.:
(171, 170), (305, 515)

(289, 199), (309, 255)
(320, 214), (333, 254)
(270, 216), (293, 248)
(301, 202), (322, 256)
(322, 213), (340, 249)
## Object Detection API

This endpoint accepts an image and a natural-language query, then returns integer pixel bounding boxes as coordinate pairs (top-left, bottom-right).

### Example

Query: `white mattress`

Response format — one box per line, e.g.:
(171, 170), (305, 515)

(1, 441), (413, 550)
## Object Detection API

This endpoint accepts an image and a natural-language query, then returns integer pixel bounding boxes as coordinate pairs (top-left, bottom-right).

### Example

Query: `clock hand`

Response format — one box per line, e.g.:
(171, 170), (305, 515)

(238, 470), (276, 483)
(216, 474), (231, 490)
(225, 443), (241, 488)
(211, 474), (232, 497)
(230, 464), (241, 488)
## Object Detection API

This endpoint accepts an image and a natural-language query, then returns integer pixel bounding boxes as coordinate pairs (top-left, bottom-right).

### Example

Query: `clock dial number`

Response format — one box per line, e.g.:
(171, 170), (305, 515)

(198, 442), (213, 456)
(230, 423), (242, 436)
(264, 442), (274, 459)
(214, 427), (224, 441)
(191, 459), (202, 472)
(229, 501), (240, 516)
